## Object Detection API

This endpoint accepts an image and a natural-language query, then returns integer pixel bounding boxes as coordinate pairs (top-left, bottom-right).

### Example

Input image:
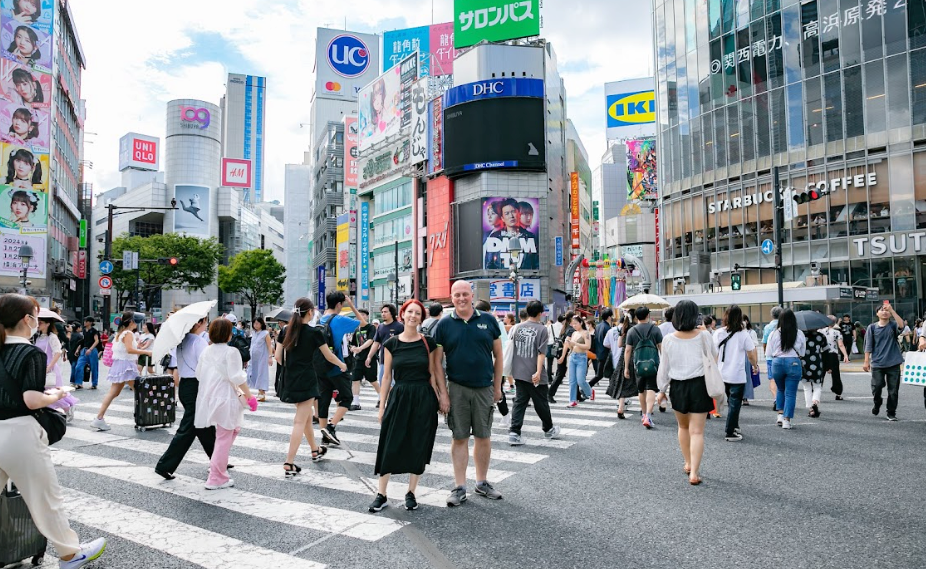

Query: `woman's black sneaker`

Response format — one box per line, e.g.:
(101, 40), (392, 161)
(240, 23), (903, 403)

(405, 492), (418, 510)
(369, 493), (388, 512)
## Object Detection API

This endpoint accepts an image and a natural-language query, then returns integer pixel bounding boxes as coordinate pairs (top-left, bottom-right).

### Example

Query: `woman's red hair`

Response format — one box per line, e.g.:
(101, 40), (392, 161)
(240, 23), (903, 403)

(399, 299), (426, 322)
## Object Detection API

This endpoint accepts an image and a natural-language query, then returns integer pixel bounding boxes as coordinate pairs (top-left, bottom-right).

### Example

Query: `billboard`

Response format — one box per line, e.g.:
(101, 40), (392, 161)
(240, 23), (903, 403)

(0, 59), (51, 109)
(427, 177), (453, 299)
(2, 142), (47, 191)
(1, 18), (52, 72)
(221, 158), (252, 188)
(315, 29), (380, 100)
(360, 201), (370, 301)
(343, 116), (359, 188)
(336, 212), (349, 291)
(173, 184), (210, 238)
(409, 78), (428, 165)
(605, 78), (656, 140)
(478, 278), (541, 302)
(626, 138), (657, 201)
(444, 77), (544, 107)
(0, 183), (46, 233)
(429, 22), (457, 76)
(428, 96), (443, 175)
(383, 22), (460, 77)
(454, 0), (540, 49)
(0, 98), (48, 150)
(119, 133), (159, 172)
(0, 231), (44, 278)
(482, 197), (539, 271)
(0, 0), (53, 33)
(358, 137), (411, 190)
(443, 97), (545, 175)
(570, 172), (579, 250)
(358, 52), (418, 152)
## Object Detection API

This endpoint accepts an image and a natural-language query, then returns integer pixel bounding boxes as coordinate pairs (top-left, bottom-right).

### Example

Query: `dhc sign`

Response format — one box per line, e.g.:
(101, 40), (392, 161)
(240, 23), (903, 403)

(607, 90), (656, 127)
(444, 77), (544, 108)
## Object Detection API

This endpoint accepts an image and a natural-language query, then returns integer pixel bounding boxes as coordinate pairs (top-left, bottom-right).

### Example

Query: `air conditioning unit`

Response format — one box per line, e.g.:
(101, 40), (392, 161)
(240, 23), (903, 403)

(52, 259), (67, 276)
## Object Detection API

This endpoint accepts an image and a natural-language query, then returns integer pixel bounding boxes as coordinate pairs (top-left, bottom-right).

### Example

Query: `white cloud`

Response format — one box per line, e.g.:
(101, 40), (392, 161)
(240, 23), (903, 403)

(78, 0), (653, 202)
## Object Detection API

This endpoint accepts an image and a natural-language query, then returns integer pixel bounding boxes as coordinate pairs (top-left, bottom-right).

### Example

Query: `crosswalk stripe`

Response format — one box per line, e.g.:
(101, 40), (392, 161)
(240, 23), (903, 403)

(58, 487), (327, 568)
(51, 450), (406, 541)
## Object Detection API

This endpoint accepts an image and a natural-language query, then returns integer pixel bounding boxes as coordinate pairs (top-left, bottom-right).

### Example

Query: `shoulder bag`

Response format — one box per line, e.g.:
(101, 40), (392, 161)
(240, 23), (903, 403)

(0, 346), (66, 445)
(699, 332), (726, 399)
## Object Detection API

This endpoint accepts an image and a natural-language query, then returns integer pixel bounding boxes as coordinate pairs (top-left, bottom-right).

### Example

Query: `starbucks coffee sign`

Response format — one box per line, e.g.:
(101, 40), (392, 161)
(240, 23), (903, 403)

(707, 172), (877, 214)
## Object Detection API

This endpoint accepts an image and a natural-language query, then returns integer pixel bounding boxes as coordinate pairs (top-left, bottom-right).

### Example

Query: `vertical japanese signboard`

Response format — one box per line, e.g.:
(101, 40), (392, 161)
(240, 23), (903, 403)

(570, 172), (580, 250)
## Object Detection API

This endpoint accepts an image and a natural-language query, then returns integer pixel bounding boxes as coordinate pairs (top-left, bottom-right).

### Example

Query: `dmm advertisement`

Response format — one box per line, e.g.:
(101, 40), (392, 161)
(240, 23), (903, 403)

(454, 0), (540, 49)
(358, 52), (418, 153)
(173, 184), (210, 238)
(482, 197), (539, 271)
(626, 138), (657, 201)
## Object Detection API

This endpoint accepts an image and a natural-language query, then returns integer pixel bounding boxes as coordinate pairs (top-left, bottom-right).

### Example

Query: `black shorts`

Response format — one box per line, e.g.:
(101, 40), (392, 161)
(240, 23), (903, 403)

(669, 377), (714, 414)
(637, 374), (658, 394)
(352, 360), (378, 383)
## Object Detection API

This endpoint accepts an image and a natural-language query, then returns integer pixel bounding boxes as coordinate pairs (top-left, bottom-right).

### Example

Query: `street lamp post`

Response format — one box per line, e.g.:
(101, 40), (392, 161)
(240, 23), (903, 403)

(508, 239), (522, 318)
(18, 243), (33, 294)
(387, 272), (397, 307)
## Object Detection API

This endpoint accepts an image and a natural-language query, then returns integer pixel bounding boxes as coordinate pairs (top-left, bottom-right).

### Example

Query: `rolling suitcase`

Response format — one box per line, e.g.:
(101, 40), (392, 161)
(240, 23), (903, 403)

(134, 374), (176, 431)
(0, 482), (46, 567)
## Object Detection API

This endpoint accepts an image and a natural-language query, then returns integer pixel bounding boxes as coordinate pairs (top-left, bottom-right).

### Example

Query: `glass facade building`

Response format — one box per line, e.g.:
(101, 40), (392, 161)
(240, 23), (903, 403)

(655, 0), (926, 322)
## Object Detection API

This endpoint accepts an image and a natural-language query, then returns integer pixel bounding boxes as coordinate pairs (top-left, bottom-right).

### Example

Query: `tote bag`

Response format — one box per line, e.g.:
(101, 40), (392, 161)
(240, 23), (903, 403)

(699, 332), (726, 398)
(901, 351), (926, 386)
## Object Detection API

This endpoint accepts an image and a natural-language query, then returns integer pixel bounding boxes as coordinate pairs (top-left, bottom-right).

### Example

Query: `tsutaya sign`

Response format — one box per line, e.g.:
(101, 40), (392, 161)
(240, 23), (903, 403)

(853, 232), (926, 259)
(707, 172), (877, 214)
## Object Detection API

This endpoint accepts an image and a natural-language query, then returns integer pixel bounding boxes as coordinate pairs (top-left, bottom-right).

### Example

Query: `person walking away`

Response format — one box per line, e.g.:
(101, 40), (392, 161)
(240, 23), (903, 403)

(154, 317), (215, 480)
(821, 316), (849, 401)
(741, 315), (759, 406)
(66, 323), (83, 384)
(839, 315), (856, 358)
(246, 317), (273, 402)
(549, 312), (575, 403)
(90, 313), (152, 431)
(196, 319), (257, 490)
(607, 314), (638, 418)
(589, 309), (613, 388)
(564, 317), (594, 408)
(137, 322), (156, 375)
(432, 280), (503, 506)
(801, 326), (827, 418)
(317, 291), (367, 446)
(863, 301), (905, 421)
(507, 300), (562, 446)
(762, 307), (783, 408)
(349, 309), (379, 410)
(854, 321), (865, 355)
(36, 313), (78, 422)
(0, 294), (107, 568)
(365, 304), (403, 392)
(656, 307), (676, 411)
(369, 300), (448, 512)
(624, 306), (663, 428)
(767, 309), (806, 430)
(655, 300), (716, 485)
(544, 316), (557, 384)
(713, 305), (756, 441)
(277, 298), (346, 474)
(476, 300), (514, 394)
(72, 317), (100, 389)
(421, 303), (443, 336)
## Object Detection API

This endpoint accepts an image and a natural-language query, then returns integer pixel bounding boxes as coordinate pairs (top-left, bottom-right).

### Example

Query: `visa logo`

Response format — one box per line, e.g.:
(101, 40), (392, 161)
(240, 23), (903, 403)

(607, 90), (656, 127)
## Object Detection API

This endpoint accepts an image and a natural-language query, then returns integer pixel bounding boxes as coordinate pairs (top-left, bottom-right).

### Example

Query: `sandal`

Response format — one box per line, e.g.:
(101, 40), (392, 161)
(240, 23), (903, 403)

(311, 446), (328, 462)
(689, 476), (702, 486)
(683, 465), (691, 476)
(283, 463), (301, 477)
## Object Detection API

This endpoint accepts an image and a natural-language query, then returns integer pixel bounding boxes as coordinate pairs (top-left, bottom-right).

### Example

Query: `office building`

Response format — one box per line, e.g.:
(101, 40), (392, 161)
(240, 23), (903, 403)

(222, 73), (266, 203)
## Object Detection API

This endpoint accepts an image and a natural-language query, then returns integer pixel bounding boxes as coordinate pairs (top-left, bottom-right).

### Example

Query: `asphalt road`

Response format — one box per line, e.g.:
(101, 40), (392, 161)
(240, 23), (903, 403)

(16, 368), (926, 569)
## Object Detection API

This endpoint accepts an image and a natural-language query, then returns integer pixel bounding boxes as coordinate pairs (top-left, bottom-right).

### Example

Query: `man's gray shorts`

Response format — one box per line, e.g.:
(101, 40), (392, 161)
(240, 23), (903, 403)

(446, 382), (494, 440)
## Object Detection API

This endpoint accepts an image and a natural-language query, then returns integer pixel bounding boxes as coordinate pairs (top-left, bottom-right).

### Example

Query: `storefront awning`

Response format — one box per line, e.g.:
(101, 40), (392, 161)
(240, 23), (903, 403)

(664, 283), (872, 308)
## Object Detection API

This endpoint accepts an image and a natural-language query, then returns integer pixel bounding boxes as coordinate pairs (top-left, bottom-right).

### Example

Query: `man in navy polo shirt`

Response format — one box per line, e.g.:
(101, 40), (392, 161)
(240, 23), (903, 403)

(433, 280), (503, 506)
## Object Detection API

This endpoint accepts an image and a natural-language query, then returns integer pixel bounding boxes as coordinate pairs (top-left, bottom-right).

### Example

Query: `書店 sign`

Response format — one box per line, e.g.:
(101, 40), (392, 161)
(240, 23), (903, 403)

(708, 171), (877, 214)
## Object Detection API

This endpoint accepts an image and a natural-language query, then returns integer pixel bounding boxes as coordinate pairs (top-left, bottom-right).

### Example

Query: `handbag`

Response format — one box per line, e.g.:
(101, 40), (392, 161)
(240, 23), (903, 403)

(751, 366), (761, 388)
(699, 332), (726, 398)
(101, 342), (113, 367)
(502, 324), (516, 377)
(901, 351), (926, 386)
(0, 346), (66, 445)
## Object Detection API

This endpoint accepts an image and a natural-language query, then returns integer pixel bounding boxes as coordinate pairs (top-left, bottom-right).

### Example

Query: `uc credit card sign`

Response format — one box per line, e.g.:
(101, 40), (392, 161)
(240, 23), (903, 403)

(606, 90), (656, 127)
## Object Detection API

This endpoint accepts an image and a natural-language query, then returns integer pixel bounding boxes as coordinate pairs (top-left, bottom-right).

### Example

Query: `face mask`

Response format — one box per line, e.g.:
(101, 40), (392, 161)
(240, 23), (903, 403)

(29, 318), (38, 337)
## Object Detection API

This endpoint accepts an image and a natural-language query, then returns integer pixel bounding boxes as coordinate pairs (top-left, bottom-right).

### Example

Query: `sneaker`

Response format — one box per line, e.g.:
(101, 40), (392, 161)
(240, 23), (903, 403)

(446, 486), (467, 507)
(835, 394), (845, 401)
(548, 396), (557, 404)
(474, 481), (503, 500)
(404, 491), (418, 511)
(154, 468), (176, 481)
(733, 427), (742, 436)
(73, 384), (83, 390)
(544, 425), (562, 439)
(776, 413), (784, 426)
(65, 406), (75, 423)
(368, 493), (388, 513)
(781, 418), (792, 430)
(349, 404), (362, 411)
(508, 432), (524, 446)
(811, 403), (820, 418)
(566, 401), (578, 408)
(204, 479), (235, 490)
(724, 433), (743, 441)
(886, 414), (898, 422)
(59, 537), (106, 569)
(872, 402), (881, 416)
(90, 417), (111, 432)
(642, 414), (653, 429)
(590, 389), (595, 401)
(321, 424), (341, 445)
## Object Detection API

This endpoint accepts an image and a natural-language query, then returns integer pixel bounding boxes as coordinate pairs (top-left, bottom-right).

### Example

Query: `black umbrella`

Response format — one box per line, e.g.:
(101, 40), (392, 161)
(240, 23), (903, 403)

(266, 307), (292, 322)
(793, 310), (832, 332)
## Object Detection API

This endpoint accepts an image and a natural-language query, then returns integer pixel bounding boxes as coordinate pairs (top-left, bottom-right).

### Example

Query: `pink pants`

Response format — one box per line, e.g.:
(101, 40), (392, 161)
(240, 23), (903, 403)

(206, 426), (240, 486)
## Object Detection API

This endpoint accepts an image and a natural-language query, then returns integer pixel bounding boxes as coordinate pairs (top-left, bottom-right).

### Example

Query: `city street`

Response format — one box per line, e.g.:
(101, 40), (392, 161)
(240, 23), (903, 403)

(34, 369), (926, 569)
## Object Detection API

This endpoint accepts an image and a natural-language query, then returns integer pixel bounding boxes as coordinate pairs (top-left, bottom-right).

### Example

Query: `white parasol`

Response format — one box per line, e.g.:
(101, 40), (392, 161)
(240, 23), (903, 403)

(37, 308), (64, 322)
(151, 300), (216, 362)
(618, 293), (671, 311)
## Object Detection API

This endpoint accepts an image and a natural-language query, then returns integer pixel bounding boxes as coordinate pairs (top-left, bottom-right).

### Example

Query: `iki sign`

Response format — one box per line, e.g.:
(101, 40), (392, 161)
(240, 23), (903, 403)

(708, 172), (877, 214)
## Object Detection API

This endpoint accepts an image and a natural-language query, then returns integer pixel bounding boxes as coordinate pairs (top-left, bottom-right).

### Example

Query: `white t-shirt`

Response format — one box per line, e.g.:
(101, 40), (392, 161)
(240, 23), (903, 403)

(821, 327), (841, 353)
(713, 328), (755, 384)
(658, 321), (676, 337)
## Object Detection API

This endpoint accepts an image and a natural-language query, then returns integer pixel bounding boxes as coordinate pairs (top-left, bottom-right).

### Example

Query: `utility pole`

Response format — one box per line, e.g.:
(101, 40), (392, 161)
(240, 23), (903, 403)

(773, 166), (784, 308)
(394, 241), (399, 306)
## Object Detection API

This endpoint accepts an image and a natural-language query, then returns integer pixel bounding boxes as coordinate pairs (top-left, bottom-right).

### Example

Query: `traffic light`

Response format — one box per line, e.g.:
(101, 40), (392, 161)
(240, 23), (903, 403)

(157, 257), (179, 266)
(731, 272), (742, 291)
(792, 189), (823, 205)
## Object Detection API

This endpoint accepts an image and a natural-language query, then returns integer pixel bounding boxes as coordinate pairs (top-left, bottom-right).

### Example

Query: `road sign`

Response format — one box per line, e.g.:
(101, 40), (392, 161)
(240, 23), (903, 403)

(99, 276), (113, 289)
(100, 288), (111, 296)
(122, 251), (133, 270)
(761, 239), (774, 255)
(99, 260), (114, 274)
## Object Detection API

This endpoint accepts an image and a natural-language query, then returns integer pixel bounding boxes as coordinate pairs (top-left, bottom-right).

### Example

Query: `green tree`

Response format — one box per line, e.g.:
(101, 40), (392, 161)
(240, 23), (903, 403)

(218, 249), (286, 318)
(108, 233), (224, 311)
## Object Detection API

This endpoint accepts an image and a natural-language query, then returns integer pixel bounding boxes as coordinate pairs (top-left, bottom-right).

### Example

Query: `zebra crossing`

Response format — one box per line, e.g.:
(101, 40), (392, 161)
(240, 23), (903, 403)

(44, 385), (621, 567)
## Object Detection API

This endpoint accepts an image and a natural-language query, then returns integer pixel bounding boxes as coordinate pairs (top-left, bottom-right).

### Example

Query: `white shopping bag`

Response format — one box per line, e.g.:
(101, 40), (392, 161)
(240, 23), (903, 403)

(901, 351), (926, 386)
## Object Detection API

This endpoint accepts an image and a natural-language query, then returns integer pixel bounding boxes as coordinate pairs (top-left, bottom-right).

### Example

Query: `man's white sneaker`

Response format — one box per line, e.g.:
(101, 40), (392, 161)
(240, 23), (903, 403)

(781, 418), (792, 430)
(90, 417), (110, 431)
(776, 414), (784, 427)
(544, 425), (562, 439)
(59, 537), (106, 569)
(205, 479), (235, 490)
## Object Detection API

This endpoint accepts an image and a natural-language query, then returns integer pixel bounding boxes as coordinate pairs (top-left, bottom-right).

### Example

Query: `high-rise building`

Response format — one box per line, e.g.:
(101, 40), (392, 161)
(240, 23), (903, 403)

(221, 74), (266, 203)
(283, 162), (312, 306)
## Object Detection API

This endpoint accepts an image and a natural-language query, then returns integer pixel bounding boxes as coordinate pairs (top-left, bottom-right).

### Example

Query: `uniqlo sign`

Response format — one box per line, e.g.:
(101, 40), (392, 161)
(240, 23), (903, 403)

(570, 172), (580, 250)
(222, 158), (252, 188)
(118, 133), (160, 172)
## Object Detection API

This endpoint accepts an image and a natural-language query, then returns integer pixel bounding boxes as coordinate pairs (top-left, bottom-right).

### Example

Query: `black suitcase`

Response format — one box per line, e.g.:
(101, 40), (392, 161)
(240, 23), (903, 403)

(134, 374), (177, 431)
(0, 482), (46, 567)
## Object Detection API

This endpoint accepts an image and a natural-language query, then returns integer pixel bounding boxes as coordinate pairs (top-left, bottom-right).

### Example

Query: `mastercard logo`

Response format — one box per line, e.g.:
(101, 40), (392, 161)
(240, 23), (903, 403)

(326, 81), (342, 92)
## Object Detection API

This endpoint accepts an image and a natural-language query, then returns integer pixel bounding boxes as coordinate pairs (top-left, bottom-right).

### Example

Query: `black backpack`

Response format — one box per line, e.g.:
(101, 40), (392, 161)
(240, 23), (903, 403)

(312, 317), (339, 377)
(631, 324), (660, 379)
(229, 333), (251, 363)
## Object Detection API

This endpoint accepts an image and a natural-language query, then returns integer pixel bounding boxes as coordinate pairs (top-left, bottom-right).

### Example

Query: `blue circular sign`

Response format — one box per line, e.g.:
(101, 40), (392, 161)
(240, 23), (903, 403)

(761, 239), (774, 255)
(327, 34), (370, 78)
(99, 260), (114, 275)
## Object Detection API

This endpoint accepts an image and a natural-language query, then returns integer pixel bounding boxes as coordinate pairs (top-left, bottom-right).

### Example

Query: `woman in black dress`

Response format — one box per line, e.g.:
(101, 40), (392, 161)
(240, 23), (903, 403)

(609, 312), (639, 418)
(368, 299), (447, 512)
(275, 298), (346, 475)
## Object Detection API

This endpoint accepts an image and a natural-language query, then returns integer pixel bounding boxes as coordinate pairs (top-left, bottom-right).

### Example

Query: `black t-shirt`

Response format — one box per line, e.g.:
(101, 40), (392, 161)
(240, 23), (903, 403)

(280, 325), (328, 395)
(81, 327), (100, 351)
(0, 343), (45, 420)
(839, 322), (854, 339)
(352, 323), (376, 363)
(373, 321), (404, 362)
(384, 335), (436, 384)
